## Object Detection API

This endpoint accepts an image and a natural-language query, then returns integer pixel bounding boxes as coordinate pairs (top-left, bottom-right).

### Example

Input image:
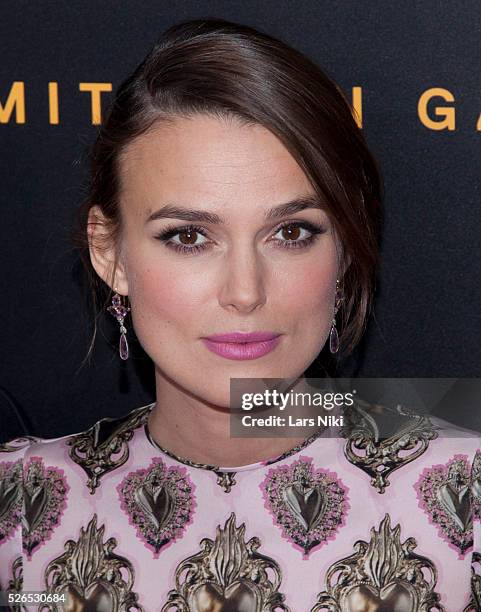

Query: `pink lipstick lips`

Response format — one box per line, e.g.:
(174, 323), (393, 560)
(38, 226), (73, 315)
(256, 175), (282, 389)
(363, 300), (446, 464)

(201, 331), (282, 361)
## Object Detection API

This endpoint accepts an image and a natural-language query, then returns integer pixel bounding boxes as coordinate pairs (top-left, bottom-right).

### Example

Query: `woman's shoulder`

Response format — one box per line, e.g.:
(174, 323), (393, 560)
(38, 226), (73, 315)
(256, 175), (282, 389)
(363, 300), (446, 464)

(340, 402), (481, 471)
(0, 402), (155, 466)
(0, 436), (44, 469)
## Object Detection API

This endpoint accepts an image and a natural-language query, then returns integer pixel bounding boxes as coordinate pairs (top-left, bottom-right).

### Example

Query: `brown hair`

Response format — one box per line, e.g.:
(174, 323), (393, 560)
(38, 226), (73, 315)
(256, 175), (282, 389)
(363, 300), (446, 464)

(74, 18), (382, 363)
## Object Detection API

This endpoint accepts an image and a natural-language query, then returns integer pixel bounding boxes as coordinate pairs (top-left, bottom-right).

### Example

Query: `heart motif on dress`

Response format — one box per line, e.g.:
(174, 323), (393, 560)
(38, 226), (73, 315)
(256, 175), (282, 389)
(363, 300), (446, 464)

(0, 465), (22, 523)
(21, 457), (69, 557)
(261, 456), (348, 555)
(24, 481), (48, 533)
(437, 483), (471, 531)
(312, 514), (442, 610)
(414, 454), (473, 556)
(118, 457), (195, 556)
(282, 482), (325, 531)
(160, 513), (288, 610)
(135, 482), (174, 531)
(43, 515), (141, 611)
(0, 460), (23, 543)
(344, 582), (416, 611)
(0, 478), (20, 524)
(63, 582), (116, 612)
(192, 581), (259, 612)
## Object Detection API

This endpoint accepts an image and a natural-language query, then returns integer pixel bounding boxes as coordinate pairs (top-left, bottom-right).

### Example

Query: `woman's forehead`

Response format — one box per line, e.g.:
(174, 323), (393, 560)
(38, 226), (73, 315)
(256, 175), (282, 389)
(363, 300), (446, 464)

(118, 114), (315, 217)
(119, 116), (310, 187)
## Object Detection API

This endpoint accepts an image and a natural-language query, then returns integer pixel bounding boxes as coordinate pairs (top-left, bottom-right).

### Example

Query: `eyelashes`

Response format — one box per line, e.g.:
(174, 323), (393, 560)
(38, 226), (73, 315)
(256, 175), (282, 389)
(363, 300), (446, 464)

(153, 220), (327, 255)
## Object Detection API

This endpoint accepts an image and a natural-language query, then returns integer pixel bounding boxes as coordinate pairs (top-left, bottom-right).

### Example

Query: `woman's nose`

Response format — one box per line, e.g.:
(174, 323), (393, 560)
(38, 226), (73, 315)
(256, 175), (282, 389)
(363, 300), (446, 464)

(218, 246), (267, 314)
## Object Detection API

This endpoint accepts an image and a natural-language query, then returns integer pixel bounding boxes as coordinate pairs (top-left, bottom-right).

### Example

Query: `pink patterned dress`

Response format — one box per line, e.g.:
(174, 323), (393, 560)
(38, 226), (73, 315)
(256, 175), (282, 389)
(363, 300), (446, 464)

(1, 401), (481, 610)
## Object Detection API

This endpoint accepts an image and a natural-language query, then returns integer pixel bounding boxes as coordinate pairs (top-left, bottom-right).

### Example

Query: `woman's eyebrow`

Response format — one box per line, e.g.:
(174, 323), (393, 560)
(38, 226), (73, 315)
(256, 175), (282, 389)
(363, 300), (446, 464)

(145, 194), (324, 224)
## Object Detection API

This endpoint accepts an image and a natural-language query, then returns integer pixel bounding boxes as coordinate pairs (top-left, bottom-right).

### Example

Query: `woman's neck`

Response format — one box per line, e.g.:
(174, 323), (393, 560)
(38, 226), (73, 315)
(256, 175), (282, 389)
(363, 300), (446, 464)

(147, 372), (316, 468)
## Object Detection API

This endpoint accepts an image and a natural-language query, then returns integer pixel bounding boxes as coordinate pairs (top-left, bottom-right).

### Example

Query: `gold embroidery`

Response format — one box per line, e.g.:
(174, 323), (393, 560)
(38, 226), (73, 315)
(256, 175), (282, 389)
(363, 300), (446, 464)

(341, 402), (437, 493)
(161, 512), (290, 611)
(311, 513), (444, 611)
(67, 404), (152, 493)
(41, 514), (143, 611)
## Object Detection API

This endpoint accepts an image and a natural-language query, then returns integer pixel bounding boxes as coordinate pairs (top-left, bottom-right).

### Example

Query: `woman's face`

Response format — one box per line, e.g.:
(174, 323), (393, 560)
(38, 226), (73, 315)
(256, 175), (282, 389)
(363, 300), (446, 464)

(104, 114), (342, 406)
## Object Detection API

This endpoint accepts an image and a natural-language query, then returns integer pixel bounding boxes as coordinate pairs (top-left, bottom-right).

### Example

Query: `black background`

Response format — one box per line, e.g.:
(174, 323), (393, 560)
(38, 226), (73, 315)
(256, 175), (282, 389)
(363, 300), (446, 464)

(1, 1), (480, 442)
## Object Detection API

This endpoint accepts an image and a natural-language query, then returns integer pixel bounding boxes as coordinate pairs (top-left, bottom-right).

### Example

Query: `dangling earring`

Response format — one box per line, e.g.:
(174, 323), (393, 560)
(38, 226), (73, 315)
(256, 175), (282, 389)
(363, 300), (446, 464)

(107, 290), (131, 360)
(329, 279), (343, 354)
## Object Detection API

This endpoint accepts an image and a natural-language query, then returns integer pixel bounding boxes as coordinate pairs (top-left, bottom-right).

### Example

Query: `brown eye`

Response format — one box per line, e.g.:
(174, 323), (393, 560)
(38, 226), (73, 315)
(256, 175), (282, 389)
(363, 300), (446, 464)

(271, 221), (324, 250)
(155, 224), (210, 253)
(281, 224), (301, 241)
(178, 229), (199, 244)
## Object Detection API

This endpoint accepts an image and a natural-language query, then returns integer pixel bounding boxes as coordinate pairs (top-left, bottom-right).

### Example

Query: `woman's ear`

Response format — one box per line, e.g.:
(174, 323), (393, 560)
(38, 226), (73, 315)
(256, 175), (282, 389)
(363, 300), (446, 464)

(87, 206), (129, 295)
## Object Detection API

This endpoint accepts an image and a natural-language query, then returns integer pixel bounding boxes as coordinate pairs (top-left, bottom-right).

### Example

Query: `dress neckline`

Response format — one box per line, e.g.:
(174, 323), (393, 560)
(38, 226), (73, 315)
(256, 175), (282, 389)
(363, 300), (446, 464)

(142, 403), (328, 473)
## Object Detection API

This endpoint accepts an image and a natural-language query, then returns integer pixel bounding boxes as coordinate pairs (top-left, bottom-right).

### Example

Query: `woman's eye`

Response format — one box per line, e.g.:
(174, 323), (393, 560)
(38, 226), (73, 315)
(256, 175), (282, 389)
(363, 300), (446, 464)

(275, 224), (308, 241)
(171, 228), (208, 247)
(154, 225), (211, 254)
(271, 222), (324, 249)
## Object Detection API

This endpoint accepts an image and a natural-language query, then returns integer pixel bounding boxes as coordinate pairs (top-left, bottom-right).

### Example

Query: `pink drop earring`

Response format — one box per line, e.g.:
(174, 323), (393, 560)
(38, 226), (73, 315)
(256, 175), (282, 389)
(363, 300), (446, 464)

(107, 290), (131, 360)
(329, 279), (343, 354)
